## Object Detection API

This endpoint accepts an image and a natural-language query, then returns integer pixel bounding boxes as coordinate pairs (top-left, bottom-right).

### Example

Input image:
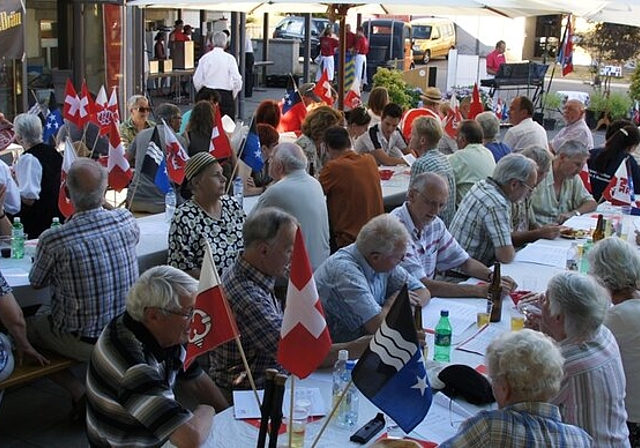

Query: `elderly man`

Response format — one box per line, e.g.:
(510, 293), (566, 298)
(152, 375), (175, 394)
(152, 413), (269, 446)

(320, 125), (384, 251)
(439, 329), (592, 447)
(449, 119), (496, 205)
(126, 103), (186, 213)
(193, 31), (242, 119)
(86, 266), (229, 448)
(253, 142), (330, 270)
(210, 208), (370, 397)
(315, 214), (430, 343)
(354, 103), (409, 166)
(29, 159), (140, 411)
(530, 140), (597, 225)
(540, 272), (630, 447)
(450, 153), (537, 265)
(392, 173), (516, 298)
(476, 111), (511, 162)
(549, 99), (594, 153)
(503, 96), (548, 152)
(409, 116), (456, 227)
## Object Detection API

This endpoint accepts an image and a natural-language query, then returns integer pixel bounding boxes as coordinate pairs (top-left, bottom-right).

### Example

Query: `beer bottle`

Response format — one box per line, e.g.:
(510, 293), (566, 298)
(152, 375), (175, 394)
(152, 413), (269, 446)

(592, 214), (605, 242)
(488, 262), (503, 322)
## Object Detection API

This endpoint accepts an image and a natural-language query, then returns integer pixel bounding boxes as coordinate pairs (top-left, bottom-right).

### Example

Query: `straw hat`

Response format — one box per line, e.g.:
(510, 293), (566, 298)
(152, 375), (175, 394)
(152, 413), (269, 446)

(420, 87), (443, 105)
(184, 152), (218, 183)
(299, 82), (321, 103)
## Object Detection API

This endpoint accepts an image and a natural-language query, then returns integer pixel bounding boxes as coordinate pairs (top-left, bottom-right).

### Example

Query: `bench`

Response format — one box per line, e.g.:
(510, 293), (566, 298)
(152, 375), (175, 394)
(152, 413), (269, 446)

(0, 352), (78, 389)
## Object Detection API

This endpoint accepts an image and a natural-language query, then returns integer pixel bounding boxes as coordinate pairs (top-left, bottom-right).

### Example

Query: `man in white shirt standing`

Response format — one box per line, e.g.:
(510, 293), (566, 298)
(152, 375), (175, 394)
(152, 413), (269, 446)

(193, 31), (243, 119)
(503, 96), (548, 152)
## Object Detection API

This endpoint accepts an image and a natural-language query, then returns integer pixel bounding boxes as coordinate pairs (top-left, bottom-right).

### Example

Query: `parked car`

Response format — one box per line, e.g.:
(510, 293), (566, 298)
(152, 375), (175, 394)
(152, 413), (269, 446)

(273, 16), (337, 59)
(409, 18), (456, 64)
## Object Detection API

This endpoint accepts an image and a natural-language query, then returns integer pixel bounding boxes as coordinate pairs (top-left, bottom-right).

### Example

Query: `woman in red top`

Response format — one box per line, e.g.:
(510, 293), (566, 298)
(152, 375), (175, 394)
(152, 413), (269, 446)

(316, 27), (339, 82)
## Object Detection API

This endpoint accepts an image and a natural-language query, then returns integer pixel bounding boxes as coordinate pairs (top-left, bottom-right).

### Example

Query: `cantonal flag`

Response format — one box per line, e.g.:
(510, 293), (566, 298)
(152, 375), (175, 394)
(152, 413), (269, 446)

(314, 68), (334, 106)
(108, 87), (120, 125)
(107, 121), (133, 191)
(58, 137), (78, 218)
(602, 156), (640, 207)
(94, 85), (112, 136)
(185, 241), (239, 370)
(343, 77), (362, 111)
(443, 94), (463, 139)
(277, 227), (332, 379)
(209, 106), (233, 160)
(161, 119), (190, 184)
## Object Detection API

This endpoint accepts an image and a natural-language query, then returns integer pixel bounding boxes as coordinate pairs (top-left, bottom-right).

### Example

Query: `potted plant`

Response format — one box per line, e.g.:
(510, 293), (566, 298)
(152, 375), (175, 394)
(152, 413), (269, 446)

(587, 91), (609, 129)
(608, 92), (633, 121)
(541, 93), (563, 130)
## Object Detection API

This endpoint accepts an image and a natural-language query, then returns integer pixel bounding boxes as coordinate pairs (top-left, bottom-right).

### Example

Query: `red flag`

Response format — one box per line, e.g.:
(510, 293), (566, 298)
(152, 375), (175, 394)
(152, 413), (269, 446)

(401, 108), (434, 142)
(443, 95), (463, 139)
(468, 83), (484, 120)
(602, 158), (639, 206)
(108, 87), (120, 125)
(209, 107), (233, 159)
(559, 16), (574, 77)
(314, 68), (334, 106)
(344, 78), (362, 111)
(277, 228), (332, 379)
(278, 88), (307, 134)
(162, 120), (190, 184)
(58, 138), (77, 218)
(94, 85), (112, 136)
(579, 162), (592, 193)
(185, 241), (239, 370)
(63, 79), (83, 128)
(107, 121), (133, 191)
(79, 79), (95, 128)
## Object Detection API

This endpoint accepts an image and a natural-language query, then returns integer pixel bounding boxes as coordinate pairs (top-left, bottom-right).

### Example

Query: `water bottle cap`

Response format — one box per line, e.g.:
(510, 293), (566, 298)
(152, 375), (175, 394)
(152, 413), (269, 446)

(338, 349), (348, 361)
(440, 309), (449, 317)
(13, 217), (20, 223)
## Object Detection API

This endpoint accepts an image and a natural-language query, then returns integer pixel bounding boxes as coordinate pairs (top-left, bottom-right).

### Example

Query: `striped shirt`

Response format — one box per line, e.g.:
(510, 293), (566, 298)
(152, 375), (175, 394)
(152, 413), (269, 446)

(449, 178), (513, 266)
(410, 149), (457, 227)
(86, 312), (202, 447)
(29, 207), (140, 338)
(439, 402), (593, 447)
(552, 326), (630, 447)
(391, 203), (468, 280)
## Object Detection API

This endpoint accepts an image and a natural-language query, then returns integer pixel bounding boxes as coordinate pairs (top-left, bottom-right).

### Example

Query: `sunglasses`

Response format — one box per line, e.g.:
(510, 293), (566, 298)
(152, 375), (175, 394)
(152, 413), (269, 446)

(137, 107), (151, 113)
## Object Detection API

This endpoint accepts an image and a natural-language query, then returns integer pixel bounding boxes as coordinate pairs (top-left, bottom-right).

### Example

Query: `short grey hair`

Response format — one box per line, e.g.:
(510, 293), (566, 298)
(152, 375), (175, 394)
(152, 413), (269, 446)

(546, 271), (609, 340)
(272, 142), (307, 173)
(492, 153), (536, 185)
(13, 113), (44, 147)
(356, 214), (409, 257)
(487, 329), (564, 402)
(126, 95), (148, 112)
(409, 171), (448, 196)
(66, 158), (108, 210)
(212, 31), (228, 48)
(126, 265), (198, 322)
(244, 207), (298, 249)
(589, 237), (640, 293)
(556, 140), (589, 158)
(520, 145), (552, 174)
(476, 111), (500, 140)
(155, 103), (181, 122)
(412, 116), (443, 148)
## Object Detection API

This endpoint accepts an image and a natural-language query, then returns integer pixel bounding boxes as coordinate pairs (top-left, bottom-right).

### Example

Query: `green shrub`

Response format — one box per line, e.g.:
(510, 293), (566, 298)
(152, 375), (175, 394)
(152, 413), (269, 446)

(372, 68), (412, 110)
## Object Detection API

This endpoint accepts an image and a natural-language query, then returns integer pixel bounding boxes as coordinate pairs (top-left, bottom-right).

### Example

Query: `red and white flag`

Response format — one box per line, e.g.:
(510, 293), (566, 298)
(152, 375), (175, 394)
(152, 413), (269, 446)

(277, 228), (332, 379)
(579, 162), (592, 193)
(209, 107), (233, 159)
(344, 78), (362, 111)
(314, 68), (334, 106)
(162, 120), (190, 184)
(401, 108), (434, 142)
(185, 241), (239, 370)
(107, 121), (133, 191)
(63, 79), (83, 128)
(79, 79), (95, 128)
(94, 85), (112, 135)
(108, 87), (120, 126)
(468, 83), (484, 120)
(443, 94), (463, 139)
(58, 138), (78, 218)
(602, 157), (639, 206)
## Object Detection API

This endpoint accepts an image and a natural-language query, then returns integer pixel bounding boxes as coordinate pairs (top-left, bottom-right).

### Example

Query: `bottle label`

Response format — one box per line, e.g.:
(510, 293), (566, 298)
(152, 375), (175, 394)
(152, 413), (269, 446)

(434, 332), (451, 346)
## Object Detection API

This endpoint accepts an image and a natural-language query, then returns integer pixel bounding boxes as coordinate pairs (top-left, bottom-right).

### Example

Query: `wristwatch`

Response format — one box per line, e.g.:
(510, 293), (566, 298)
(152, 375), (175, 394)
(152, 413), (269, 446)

(574, 210), (581, 216)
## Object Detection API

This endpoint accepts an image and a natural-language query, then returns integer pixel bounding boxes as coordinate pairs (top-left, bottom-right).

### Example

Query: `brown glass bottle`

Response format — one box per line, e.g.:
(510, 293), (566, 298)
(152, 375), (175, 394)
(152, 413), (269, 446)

(488, 262), (503, 322)
(592, 214), (605, 242)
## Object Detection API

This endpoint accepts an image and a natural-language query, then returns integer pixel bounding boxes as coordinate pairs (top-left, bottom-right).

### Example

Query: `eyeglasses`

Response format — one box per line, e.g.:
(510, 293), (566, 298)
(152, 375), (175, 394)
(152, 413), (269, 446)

(136, 107), (152, 113)
(161, 307), (195, 320)
(519, 181), (535, 193)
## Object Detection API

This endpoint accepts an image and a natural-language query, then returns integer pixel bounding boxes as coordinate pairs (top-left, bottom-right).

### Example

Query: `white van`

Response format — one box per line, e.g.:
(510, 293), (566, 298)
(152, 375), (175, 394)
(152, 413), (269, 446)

(410, 18), (456, 63)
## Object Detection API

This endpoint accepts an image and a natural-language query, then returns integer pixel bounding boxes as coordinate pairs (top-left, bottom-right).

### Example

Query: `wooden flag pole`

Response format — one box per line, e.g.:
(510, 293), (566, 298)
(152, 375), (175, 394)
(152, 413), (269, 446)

(310, 378), (352, 448)
(287, 376), (295, 448)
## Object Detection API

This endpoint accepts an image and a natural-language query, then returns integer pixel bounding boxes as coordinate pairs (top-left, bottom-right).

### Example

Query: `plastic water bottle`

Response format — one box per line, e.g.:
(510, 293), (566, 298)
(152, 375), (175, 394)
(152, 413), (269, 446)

(433, 310), (452, 362)
(337, 360), (359, 428)
(11, 217), (24, 259)
(579, 238), (593, 274)
(233, 177), (244, 206)
(566, 242), (578, 271)
(165, 188), (176, 222)
(332, 349), (348, 418)
(50, 217), (62, 229)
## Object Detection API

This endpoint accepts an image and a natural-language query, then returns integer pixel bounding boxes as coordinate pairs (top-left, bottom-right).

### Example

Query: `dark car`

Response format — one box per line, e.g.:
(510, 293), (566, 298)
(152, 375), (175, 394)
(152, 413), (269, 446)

(273, 16), (336, 59)
(362, 19), (414, 84)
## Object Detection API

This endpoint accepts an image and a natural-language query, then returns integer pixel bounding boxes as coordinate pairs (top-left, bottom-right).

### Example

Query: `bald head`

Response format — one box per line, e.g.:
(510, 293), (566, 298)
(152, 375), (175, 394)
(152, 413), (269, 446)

(407, 172), (449, 228)
(67, 158), (108, 211)
(410, 172), (448, 196)
(563, 99), (586, 125)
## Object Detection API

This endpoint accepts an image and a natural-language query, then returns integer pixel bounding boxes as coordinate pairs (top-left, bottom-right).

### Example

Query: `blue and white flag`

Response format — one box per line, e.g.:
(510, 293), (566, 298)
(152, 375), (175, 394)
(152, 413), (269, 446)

(42, 108), (63, 144)
(240, 117), (264, 172)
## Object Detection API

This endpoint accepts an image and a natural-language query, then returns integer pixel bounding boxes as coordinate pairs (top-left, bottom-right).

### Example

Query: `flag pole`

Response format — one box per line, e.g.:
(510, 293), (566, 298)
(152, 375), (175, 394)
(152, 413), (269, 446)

(310, 379), (352, 448)
(88, 128), (101, 160)
(287, 376), (295, 448)
(224, 115), (253, 196)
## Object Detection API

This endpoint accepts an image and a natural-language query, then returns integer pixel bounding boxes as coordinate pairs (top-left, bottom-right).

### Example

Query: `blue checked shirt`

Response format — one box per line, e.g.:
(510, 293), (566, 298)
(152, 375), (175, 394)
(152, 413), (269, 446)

(29, 208), (140, 338)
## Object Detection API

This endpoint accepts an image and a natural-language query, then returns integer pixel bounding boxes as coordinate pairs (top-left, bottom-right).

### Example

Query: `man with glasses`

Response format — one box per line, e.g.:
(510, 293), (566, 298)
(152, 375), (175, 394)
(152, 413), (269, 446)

(86, 265), (229, 447)
(315, 214), (430, 343)
(392, 172), (516, 298)
(450, 153), (537, 266)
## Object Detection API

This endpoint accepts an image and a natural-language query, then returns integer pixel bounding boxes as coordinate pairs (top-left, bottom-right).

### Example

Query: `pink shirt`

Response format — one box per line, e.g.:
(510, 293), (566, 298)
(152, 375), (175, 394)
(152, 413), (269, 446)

(486, 49), (505, 75)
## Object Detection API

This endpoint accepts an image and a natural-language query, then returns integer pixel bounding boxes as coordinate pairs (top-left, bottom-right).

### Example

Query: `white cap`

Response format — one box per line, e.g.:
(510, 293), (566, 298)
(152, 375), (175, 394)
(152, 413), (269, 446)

(338, 349), (348, 361)
(13, 217), (20, 223)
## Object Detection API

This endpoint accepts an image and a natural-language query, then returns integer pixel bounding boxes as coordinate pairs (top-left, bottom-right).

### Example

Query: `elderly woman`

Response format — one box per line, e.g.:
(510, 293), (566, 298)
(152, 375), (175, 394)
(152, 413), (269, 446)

(296, 105), (343, 175)
(243, 124), (279, 196)
(119, 95), (155, 150)
(540, 271), (630, 447)
(12, 113), (62, 238)
(440, 329), (592, 447)
(588, 237), (640, 447)
(168, 152), (245, 279)
(476, 111), (512, 162)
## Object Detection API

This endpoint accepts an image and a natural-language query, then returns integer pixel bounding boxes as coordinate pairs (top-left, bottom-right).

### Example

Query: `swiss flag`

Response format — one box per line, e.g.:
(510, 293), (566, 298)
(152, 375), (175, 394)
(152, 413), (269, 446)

(401, 108), (434, 142)
(63, 79), (83, 128)
(107, 121), (133, 191)
(108, 88), (120, 126)
(162, 120), (190, 184)
(579, 162), (592, 193)
(209, 106), (232, 159)
(314, 68), (334, 106)
(184, 241), (239, 370)
(94, 85), (112, 135)
(344, 78), (362, 111)
(79, 79), (95, 128)
(443, 94), (463, 139)
(277, 228), (332, 379)
(602, 157), (639, 207)
(58, 138), (78, 218)
(468, 83), (484, 120)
